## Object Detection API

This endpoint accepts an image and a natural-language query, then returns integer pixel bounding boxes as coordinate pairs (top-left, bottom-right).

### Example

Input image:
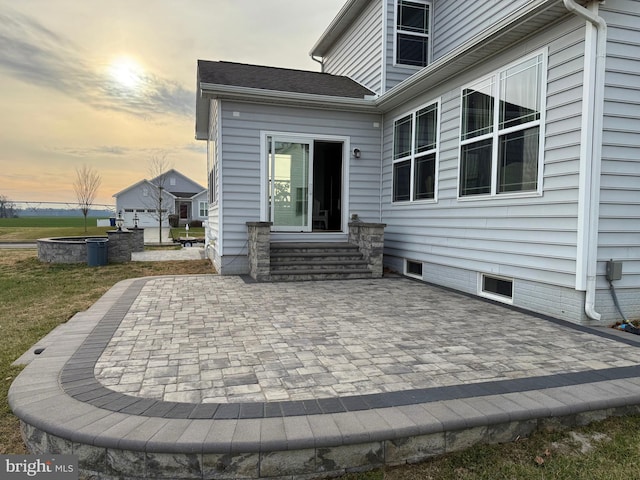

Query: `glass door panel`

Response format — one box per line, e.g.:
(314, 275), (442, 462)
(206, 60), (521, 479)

(268, 137), (312, 231)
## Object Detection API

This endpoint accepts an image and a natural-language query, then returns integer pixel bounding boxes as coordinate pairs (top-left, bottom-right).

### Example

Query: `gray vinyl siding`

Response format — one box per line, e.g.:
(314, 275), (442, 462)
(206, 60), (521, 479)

(598, 0), (640, 295)
(218, 101), (382, 262)
(381, 19), (587, 295)
(322, 0), (384, 94)
(432, 0), (533, 61)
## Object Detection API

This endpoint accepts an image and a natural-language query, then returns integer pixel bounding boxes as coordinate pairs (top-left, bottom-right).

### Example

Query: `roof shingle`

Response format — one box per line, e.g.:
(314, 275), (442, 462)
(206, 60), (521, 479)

(198, 60), (374, 99)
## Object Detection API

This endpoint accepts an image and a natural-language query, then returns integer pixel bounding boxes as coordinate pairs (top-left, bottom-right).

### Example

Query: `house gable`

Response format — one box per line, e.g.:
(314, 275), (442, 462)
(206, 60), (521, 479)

(149, 169), (205, 197)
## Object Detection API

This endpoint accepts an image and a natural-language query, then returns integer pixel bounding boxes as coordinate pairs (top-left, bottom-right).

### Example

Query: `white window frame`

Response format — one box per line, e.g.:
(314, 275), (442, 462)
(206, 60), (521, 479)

(198, 201), (208, 217)
(394, 0), (432, 68)
(457, 50), (547, 200)
(391, 99), (441, 204)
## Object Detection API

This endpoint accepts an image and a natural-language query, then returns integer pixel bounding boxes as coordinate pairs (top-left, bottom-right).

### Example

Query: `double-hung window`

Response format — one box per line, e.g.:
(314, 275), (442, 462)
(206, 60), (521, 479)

(199, 201), (208, 217)
(396, 0), (431, 67)
(459, 52), (546, 197)
(393, 101), (439, 202)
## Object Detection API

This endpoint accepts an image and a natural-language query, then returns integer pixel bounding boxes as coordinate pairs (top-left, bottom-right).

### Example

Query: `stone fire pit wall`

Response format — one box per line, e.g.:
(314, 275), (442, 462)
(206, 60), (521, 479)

(37, 228), (144, 264)
(37, 237), (103, 264)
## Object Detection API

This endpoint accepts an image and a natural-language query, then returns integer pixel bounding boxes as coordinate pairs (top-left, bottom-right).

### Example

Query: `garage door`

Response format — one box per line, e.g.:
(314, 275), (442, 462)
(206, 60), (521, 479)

(123, 210), (159, 228)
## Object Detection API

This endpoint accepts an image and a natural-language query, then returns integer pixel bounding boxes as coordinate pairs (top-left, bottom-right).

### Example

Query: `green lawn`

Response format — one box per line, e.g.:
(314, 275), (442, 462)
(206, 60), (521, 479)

(0, 217), (207, 243)
(0, 216), (100, 228)
(0, 217), (111, 241)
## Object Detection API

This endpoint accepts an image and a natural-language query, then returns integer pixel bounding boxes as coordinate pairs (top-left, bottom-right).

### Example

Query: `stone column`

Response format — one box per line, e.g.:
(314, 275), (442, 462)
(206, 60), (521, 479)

(129, 227), (145, 252)
(107, 230), (133, 263)
(348, 221), (386, 278)
(246, 222), (272, 282)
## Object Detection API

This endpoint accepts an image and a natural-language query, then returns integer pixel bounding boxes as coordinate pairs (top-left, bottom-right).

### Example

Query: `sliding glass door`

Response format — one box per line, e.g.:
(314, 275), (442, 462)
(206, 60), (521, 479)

(267, 136), (313, 231)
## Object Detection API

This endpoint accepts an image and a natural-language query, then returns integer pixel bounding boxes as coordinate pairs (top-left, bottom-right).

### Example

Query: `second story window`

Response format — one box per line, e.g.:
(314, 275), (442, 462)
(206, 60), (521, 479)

(396, 0), (431, 67)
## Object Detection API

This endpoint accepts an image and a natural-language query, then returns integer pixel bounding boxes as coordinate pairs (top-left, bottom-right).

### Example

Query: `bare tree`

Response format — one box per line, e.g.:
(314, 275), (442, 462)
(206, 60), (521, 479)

(146, 155), (173, 244)
(73, 165), (102, 232)
(0, 194), (17, 218)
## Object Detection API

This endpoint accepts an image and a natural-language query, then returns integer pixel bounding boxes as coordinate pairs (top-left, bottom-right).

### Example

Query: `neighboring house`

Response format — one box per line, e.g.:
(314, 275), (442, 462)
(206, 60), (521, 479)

(113, 169), (207, 227)
(195, 0), (640, 325)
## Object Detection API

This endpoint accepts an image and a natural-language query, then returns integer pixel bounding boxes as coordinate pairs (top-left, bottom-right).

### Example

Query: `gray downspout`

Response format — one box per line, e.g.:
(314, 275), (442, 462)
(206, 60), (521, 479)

(563, 0), (607, 321)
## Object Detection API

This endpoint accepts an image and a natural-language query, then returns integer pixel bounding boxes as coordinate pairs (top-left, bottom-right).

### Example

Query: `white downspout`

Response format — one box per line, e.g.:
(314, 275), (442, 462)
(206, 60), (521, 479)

(563, 0), (607, 321)
(311, 55), (325, 73)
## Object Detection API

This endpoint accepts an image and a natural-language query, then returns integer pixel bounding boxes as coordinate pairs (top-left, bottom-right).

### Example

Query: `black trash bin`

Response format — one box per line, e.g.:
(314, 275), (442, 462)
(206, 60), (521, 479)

(86, 238), (108, 266)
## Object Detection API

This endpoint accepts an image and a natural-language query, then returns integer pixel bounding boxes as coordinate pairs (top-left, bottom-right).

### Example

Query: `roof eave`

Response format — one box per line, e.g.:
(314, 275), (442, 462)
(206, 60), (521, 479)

(199, 82), (379, 112)
(310, 0), (371, 57)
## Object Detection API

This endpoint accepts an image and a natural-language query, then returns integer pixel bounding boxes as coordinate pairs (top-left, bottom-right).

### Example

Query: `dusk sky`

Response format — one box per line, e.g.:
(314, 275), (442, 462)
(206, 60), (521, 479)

(0, 0), (346, 206)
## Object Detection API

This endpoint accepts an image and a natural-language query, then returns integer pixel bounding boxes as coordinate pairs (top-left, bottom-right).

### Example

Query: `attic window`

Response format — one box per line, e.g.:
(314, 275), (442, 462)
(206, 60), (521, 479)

(170, 177), (177, 186)
(396, 0), (431, 67)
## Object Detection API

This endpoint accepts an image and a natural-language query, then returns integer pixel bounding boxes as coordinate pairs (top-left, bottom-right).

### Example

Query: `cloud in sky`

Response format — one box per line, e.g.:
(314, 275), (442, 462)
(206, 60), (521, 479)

(0, 0), (346, 204)
(0, 7), (193, 120)
(51, 143), (206, 159)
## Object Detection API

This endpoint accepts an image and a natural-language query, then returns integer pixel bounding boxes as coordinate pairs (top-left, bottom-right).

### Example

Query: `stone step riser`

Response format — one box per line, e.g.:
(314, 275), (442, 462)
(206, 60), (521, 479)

(271, 255), (365, 263)
(271, 249), (360, 255)
(270, 272), (374, 281)
(271, 264), (369, 272)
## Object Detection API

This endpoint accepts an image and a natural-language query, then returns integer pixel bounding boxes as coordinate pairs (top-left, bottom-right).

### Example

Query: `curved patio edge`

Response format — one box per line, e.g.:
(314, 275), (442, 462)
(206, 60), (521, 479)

(9, 276), (640, 479)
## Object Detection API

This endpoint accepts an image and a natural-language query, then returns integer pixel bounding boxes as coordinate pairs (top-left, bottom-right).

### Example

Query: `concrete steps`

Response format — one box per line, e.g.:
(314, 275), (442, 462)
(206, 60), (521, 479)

(270, 242), (374, 281)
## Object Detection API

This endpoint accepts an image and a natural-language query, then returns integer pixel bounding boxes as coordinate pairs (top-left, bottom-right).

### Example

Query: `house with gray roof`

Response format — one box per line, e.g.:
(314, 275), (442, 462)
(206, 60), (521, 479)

(195, 0), (640, 326)
(113, 169), (207, 228)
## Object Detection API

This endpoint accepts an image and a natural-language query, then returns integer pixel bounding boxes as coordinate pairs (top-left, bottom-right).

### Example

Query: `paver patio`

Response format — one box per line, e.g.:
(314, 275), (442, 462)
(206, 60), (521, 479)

(9, 275), (640, 479)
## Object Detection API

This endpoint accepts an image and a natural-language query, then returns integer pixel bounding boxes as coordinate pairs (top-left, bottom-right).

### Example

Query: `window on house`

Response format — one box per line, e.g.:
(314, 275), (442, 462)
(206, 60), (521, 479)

(396, 0), (431, 67)
(459, 52), (545, 197)
(392, 101), (439, 202)
(199, 201), (208, 217)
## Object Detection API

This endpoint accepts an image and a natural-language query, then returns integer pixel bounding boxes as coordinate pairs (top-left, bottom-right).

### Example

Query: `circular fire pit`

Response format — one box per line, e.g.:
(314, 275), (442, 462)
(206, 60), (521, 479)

(37, 237), (107, 264)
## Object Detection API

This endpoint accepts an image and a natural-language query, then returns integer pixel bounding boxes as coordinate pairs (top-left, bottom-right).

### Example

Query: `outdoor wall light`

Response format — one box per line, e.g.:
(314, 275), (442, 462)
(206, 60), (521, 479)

(133, 212), (139, 228)
(353, 148), (361, 159)
(116, 211), (125, 231)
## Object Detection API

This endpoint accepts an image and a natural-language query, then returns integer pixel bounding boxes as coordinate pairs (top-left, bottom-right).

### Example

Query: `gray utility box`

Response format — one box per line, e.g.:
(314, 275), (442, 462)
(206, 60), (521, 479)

(606, 260), (623, 281)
